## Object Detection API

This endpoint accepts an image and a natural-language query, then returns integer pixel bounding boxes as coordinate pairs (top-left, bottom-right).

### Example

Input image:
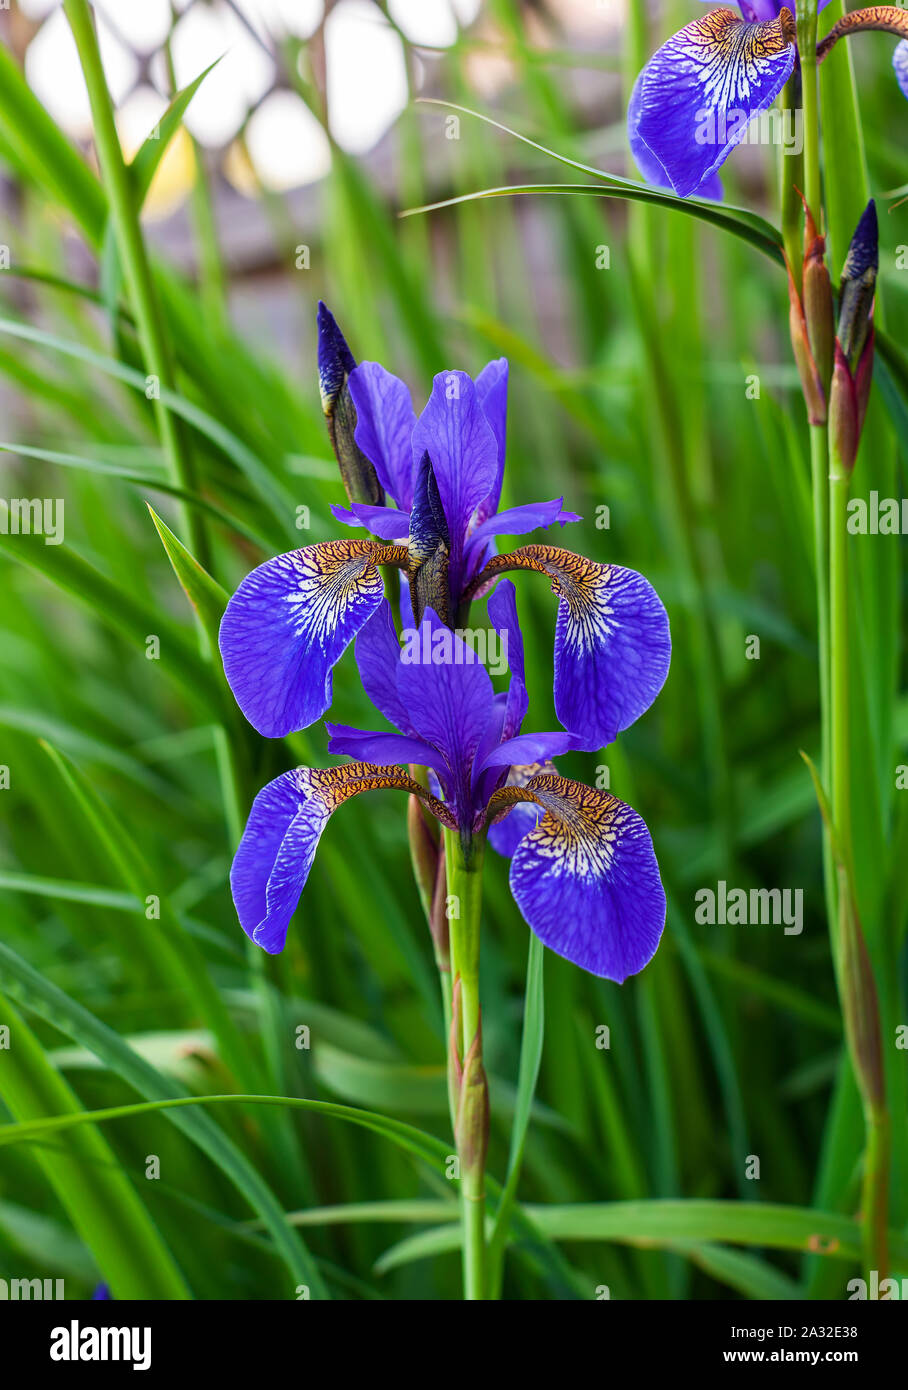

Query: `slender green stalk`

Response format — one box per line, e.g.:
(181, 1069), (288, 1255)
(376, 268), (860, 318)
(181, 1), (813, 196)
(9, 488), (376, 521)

(796, 0), (838, 935)
(797, 0), (822, 222)
(444, 826), (488, 1301)
(779, 76), (805, 277)
(811, 427), (836, 923)
(829, 449), (890, 1279)
(828, 459), (852, 876)
(862, 1109), (891, 1278)
(63, 0), (207, 568)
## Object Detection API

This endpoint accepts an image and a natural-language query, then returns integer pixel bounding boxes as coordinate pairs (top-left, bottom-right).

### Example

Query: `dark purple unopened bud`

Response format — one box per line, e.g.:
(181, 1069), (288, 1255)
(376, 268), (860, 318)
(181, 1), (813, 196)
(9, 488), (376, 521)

(837, 200), (878, 373)
(408, 451), (450, 626)
(316, 302), (384, 507)
(829, 202), (878, 470)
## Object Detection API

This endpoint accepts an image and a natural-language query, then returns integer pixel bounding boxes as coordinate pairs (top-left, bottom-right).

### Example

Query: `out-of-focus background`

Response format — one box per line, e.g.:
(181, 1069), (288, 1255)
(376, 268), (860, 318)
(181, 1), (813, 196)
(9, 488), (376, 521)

(0, 0), (905, 1301)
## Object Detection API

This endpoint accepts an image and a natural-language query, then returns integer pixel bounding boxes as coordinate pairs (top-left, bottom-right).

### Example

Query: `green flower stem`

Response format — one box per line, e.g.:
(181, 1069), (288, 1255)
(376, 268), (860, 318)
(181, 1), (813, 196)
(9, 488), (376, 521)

(862, 1108), (891, 1279)
(444, 826), (488, 1301)
(796, 0), (837, 938)
(811, 427), (836, 925)
(828, 458), (852, 879)
(829, 449), (891, 1279)
(779, 78), (805, 278)
(796, 0), (821, 221)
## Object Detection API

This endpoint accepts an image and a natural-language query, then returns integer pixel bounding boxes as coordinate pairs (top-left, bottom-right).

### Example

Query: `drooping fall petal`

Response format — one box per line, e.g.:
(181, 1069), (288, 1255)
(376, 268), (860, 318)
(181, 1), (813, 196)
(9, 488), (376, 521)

(231, 764), (454, 953)
(486, 772), (666, 982)
(631, 6), (796, 198)
(219, 540), (405, 737)
(470, 545), (671, 751)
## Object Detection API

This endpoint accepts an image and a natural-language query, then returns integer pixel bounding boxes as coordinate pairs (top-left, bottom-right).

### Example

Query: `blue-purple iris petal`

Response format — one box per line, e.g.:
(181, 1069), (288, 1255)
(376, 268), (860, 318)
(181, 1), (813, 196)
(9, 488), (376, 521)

(411, 371), (499, 594)
(354, 600), (413, 733)
(895, 40), (908, 100)
(230, 769), (316, 953)
(628, 68), (725, 199)
(635, 9), (795, 198)
(348, 362), (417, 508)
(467, 498), (580, 555)
(507, 778), (666, 982)
(486, 579), (529, 741)
(552, 559), (671, 750)
(474, 357), (509, 524)
(480, 730), (576, 773)
(396, 607), (495, 819)
(325, 723), (445, 776)
(487, 578), (525, 689)
(232, 763), (441, 953)
(331, 502), (411, 540)
(219, 541), (385, 738)
(471, 689), (510, 800)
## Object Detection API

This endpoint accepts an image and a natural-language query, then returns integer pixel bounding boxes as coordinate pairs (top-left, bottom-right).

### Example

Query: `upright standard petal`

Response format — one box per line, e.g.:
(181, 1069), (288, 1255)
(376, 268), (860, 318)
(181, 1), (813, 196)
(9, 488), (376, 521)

(474, 357), (509, 525)
(411, 371), (499, 594)
(348, 361), (418, 509)
(472, 579), (530, 804)
(487, 773), (666, 982)
(471, 545), (671, 751)
(220, 540), (406, 737)
(465, 497), (580, 561)
(231, 763), (454, 953)
(397, 607), (496, 819)
(634, 7), (796, 198)
(353, 599), (413, 733)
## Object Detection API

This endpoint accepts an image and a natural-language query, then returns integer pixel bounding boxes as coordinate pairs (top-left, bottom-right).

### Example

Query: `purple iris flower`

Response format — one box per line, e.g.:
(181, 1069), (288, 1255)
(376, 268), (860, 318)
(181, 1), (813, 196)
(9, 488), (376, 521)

(218, 307), (671, 753)
(230, 582), (666, 982)
(628, 2), (805, 199)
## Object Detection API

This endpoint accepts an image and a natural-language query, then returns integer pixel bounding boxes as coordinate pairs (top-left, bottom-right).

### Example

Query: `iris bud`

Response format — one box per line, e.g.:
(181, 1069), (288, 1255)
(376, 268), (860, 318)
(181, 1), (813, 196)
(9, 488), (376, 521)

(455, 1019), (490, 1182)
(837, 200), (878, 374)
(316, 302), (384, 507)
(786, 196), (834, 425)
(828, 201), (878, 471)
(408, 451), (451, 626)
(802, 207), (834, 397)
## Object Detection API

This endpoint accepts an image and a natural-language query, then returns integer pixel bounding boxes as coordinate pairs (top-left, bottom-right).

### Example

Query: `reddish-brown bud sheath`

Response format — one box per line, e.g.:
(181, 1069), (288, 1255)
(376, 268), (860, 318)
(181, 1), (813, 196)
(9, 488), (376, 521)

(455, 1019), (490, 1181)
(829, 341), (859, 472)
(803, 234), (835, 397)
(787, 256), (827, 425)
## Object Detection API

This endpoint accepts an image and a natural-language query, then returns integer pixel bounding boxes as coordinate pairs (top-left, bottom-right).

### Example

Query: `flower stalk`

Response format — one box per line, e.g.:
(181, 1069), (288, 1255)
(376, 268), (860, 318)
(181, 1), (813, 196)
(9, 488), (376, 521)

(825, 201), (889, 1280)
(445, 826), (489, 1301)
